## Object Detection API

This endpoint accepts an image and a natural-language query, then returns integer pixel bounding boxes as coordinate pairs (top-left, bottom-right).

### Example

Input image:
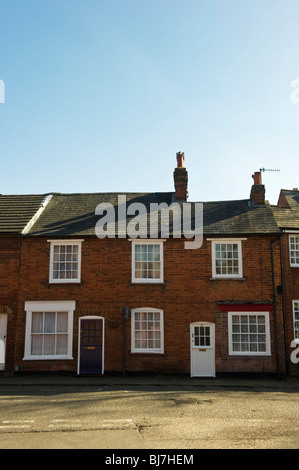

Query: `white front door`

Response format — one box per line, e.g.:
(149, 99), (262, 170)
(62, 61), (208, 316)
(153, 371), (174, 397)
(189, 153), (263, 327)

(0, 314), (7, 371)
(190, 322), (215, 377)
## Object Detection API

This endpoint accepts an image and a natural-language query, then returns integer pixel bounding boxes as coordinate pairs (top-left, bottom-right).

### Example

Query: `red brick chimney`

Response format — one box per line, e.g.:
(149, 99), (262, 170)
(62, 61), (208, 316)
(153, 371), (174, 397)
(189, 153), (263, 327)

(173, 152), (188, 202)
(250, 171), (265, 205)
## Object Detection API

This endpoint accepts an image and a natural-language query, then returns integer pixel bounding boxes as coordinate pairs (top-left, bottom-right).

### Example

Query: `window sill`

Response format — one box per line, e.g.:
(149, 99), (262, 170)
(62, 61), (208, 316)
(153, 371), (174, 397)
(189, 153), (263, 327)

(49, 280), (81, 284)
(210, 277), (246, 281)
(23, 356), (74, 361)
(228, 353), (271, 357)
(130, 352), (165, 356)
(130, 281), (165, 285)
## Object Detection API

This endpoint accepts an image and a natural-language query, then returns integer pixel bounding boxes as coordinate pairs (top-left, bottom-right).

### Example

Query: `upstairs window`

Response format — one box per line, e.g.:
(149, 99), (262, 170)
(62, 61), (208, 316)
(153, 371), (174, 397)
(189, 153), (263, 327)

(131, 240), (164, 283)
(289, 235), (299, 267)
(49, 240), (83, 283)
(211, 240), (243, 278)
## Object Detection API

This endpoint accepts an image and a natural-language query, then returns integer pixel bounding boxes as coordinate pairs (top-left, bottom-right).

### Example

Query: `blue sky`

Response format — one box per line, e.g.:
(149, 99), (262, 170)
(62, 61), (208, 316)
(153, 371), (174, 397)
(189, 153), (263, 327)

(1, 0), (299, 204)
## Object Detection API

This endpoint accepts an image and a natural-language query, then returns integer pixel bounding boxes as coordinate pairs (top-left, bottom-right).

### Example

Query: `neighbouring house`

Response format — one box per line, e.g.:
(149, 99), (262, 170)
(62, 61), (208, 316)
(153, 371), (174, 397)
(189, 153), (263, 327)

(0, 194), (51, 375)
(271, 188), (299, 376)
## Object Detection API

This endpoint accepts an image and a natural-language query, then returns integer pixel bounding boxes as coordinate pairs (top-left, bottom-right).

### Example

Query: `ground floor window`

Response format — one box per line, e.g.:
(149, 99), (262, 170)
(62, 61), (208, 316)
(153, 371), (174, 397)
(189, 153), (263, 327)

(228, 312), (271, 355)
(293, 301), (299, 340)
(24, 301), (75, 360)
(131, 308), (164, 353)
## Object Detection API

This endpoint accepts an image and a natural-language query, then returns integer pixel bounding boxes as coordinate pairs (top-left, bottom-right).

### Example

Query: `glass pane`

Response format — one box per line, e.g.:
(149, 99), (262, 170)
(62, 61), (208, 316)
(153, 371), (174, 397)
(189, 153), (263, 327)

(31, 335), (43, 355)
(44, 335), (55, 355)
(57, 312), (68, 333)
(32, 312), (43, 333)
(44, 312), (55, 333)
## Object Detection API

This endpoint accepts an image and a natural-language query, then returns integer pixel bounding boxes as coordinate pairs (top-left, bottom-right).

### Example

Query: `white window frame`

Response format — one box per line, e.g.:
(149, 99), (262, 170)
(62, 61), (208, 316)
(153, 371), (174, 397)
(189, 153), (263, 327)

(24, 301), (75, 360)
(48, 240), (83, 283)
(228, 311), (271, 356)
(131, 308), (164, 354)
(289, 235), (299, 267)
(210, 239), (245, 279)
(293, 300), (299, 342)
(131, 239), (164, 283)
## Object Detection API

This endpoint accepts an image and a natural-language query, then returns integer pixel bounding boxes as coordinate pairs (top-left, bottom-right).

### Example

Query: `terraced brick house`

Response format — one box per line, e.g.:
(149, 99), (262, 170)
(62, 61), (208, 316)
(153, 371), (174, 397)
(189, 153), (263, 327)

(271, 189), (299, 376)
(0, 194), (51, 375)
(0, 155), (288, 378)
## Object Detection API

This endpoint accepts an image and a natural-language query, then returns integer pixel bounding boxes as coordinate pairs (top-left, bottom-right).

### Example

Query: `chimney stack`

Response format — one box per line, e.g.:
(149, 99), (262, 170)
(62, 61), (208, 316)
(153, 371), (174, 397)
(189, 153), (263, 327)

(250, 171), (265, 205)
(173, 152), (188, 203)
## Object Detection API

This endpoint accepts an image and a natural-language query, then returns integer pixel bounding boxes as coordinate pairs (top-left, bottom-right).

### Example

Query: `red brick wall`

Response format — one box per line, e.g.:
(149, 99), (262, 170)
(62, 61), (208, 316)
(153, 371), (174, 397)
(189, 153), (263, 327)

(0, 235), (21, 375)
(16, 235), (283, 376)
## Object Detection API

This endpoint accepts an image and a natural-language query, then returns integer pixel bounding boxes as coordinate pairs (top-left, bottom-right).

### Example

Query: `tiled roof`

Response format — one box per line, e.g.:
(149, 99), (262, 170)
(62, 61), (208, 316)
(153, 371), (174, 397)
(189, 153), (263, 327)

(280, 190), (299, 209)
(0, 194), (48, 233)
(271, 190), (299, 230)
(271, 206), (299, 230)
(24, 192), (280, 237)
(203, 199), (279, 235)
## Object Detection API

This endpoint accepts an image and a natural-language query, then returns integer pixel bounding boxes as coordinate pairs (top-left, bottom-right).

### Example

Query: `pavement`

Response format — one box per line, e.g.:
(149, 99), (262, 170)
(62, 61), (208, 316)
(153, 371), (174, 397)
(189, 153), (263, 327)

(1, 372), (299, 390)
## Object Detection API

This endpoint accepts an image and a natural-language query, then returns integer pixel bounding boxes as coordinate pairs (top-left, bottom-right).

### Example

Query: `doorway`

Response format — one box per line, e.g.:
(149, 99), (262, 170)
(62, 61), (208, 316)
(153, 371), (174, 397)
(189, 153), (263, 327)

(190, 322), (215, 377)
(0, 314), (7, 371)
(78, 316), (104, 375)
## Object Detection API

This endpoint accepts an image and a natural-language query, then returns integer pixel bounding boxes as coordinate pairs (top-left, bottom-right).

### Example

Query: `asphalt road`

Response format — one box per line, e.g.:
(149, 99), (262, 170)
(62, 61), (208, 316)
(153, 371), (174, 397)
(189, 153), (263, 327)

(0, 384), (298, 450)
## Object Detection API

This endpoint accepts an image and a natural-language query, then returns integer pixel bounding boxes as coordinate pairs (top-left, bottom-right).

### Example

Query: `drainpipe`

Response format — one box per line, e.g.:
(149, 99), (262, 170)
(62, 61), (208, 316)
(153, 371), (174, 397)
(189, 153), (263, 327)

(270, 237), (283, 379)
(122, 307), (129, 378)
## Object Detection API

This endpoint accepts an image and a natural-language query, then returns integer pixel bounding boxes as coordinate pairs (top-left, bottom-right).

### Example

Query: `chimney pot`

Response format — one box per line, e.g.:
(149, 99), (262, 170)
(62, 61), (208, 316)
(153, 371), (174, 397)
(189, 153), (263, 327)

(252, 171), (262, 185)
(176, 152), (185, 168)
(250, 171), (265, 205)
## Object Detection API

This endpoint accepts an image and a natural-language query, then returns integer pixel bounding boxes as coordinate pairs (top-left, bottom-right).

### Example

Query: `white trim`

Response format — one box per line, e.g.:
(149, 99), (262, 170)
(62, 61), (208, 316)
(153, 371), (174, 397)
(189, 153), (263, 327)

(77, 316), (105, 375)
(131, 240), (164, 283)
(283, 230), (299, 234)
(47, 239), (85, 243)
(128, 239), (166, 243)
(228, 311), (271, 356)
(289, 234), (299, 267)
(22, 195), (53, 234)
(23, 301), (75, 360)
(131, 308), (164, 354)
(292, 300), (299, 341)
(211, 239), (243, 279)
(207, 238), (247, 241)
(48, 240), (83, 283)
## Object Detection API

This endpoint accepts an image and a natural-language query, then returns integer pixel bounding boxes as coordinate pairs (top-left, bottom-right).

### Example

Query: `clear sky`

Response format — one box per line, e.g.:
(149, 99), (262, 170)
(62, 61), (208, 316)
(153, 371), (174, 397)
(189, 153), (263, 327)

(1, 0), (299, 204)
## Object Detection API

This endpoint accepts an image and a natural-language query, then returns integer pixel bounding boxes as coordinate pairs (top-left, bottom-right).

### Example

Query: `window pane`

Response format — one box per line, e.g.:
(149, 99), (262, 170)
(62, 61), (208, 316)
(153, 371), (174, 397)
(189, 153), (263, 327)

(44, 312), (55, 333)
(32, 312), (43, 333)
(57, 312), (68, 333)
(44, 335), (55, 355)
(31, 335), (43, 355)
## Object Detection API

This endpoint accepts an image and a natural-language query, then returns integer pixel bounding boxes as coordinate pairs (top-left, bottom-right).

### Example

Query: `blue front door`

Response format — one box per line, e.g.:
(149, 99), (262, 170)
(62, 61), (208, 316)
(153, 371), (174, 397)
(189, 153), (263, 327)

(79, 318), (104, 375)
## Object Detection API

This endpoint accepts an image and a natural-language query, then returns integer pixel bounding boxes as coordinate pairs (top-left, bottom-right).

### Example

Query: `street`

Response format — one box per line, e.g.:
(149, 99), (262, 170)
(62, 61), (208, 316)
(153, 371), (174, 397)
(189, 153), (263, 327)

(0, 383), (298, 450)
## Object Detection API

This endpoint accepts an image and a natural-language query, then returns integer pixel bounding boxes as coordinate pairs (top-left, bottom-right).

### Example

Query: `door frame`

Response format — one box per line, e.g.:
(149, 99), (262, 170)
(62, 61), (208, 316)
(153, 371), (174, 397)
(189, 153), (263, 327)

(190, 321), (215, 377)
(0, 314), (8, 371)
(77, 316), (105, 375)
